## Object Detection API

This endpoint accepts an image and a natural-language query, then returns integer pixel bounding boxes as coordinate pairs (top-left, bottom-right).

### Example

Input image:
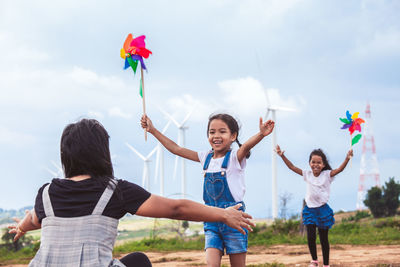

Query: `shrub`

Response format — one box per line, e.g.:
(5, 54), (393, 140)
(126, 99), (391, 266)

(364, 177), (400, 218)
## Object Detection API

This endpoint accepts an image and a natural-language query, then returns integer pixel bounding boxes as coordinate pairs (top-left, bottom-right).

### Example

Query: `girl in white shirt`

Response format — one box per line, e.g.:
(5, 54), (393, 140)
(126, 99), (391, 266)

(275, 145), (352, 267)
(142, 113), (274, 267)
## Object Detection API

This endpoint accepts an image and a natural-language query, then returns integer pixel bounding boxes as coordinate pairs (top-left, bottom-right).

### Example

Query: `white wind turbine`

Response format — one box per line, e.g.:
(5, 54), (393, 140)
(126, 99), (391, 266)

(160, 107), (196, 199)
(264, 89), (296, 219)
(126, 143), (157, 191)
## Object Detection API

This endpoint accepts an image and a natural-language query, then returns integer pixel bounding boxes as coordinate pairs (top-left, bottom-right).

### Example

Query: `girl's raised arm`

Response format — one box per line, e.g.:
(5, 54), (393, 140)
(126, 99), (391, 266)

(275, 145), (303, 176)
(136, 194), (255, 235)
(141, 115), (199, 162)
(237, 117), (275, 162)
(330, 149), (353, 177)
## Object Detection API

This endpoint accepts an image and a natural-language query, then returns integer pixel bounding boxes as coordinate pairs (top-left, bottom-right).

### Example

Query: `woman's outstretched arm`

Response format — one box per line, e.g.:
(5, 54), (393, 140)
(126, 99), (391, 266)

(275, 145), (303, 176)
(136, 195), (255, 235)
(141, 115), (199, 162)
(8, 209), (41, 241)
(330, 149), (353, 177)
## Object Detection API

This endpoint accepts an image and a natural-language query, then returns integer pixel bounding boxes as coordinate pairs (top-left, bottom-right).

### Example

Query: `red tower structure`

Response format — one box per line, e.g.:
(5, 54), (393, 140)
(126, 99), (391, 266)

(357, 103), (381, 210)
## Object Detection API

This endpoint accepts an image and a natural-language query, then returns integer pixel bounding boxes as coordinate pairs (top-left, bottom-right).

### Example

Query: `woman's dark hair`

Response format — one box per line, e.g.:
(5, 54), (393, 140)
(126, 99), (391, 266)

(60, 118), (115, 188)
(309, 149), (332, 171)
(207, 113), (251, 159)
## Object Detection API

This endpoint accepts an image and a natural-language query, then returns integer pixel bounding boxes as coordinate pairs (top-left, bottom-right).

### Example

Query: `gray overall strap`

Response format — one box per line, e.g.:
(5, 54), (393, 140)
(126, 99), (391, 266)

(92, 180), (118, 215)
(42, 184), (55, 217)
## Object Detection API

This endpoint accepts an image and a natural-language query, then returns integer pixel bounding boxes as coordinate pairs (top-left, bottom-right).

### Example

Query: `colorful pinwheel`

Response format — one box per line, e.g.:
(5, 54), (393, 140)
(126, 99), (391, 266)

(120, 34), (152, 75)
(120, 33), (152, 140)
(340, 110), (365, 145)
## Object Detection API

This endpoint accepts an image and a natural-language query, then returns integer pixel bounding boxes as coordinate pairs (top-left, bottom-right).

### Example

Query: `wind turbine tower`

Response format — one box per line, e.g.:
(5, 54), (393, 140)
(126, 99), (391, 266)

(153, 121), (171, 196)
(264, 89), (295, 219)
(357, 102), (381, 210)
(126, 143), (157, 191)
(161, 108), (195, 198)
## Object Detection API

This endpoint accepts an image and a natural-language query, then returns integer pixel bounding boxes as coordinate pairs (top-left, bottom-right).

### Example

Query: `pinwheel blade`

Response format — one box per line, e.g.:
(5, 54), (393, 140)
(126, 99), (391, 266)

(340, 118), (351, 124)
(127, 57), (138, 74)
(355, 118), (365, 124)
(351, 112), (359, 120)
(136, 47), (152, 59)
(352, 134), (362, 145)
(130, 35), (146, 49)
(124, 58), (130, 69)
(123, 34), (133, 52)
(349, 124), (356, 135)
(120, 48), (126, 59)
(346, 110), (352, 122)
(341, 123), (351, 129)
(355, 123), (361, 132)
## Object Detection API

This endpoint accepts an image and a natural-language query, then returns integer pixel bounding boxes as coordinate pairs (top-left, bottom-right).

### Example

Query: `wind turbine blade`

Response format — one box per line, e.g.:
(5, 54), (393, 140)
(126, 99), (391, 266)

(161, 120), (171, 134)
(147, 146), (158, 159)
(264, 109), (271, 121)
(181, 105), (197, 126)
(158, 107), (181, 128)
(45, 167), (58, 177)
(273, 106), (297, 112)
(50, 160), (63, 173)
(126, 143), (146, 161)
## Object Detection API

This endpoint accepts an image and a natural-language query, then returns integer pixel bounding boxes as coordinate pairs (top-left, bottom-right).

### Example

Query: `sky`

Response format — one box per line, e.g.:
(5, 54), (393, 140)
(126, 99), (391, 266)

(0, 0), (399, 219)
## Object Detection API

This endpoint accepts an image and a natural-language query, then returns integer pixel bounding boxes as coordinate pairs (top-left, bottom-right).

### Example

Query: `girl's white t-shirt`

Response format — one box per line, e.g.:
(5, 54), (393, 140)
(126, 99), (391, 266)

(198, 149), (246, 202)
(302, 169), (333, 208)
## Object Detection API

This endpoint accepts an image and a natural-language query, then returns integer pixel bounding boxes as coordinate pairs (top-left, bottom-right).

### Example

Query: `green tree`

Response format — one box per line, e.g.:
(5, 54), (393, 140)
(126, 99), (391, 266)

(364, 177), (400, 218)
(383, 177), (400, 216)
(364, 186), (386, 218)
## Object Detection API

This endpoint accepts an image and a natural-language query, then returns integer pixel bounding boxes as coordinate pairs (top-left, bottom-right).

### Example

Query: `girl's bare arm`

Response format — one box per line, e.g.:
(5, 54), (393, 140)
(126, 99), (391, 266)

(275, 145), (303, 176)
(330, 149), (353, 177)
(136, 194), (255, 235)
(141, 115), (199, 162)
(237, 118), (275, 162)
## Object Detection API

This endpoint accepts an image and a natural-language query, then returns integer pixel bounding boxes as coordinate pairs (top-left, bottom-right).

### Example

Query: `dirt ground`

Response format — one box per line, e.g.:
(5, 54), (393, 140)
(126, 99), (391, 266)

(4, 245), (400, 267)
(3, 244), (400, 266)
(142, 244), (400, 267)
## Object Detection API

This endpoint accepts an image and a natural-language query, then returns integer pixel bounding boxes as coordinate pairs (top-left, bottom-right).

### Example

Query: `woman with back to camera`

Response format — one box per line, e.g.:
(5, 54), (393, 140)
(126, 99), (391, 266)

(8, 118), (254, 267)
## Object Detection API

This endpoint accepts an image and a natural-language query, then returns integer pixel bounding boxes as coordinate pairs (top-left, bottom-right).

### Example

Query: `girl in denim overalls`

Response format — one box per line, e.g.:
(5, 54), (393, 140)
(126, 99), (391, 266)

(142, 113), (274, 267)
(275, 145), (353, 267)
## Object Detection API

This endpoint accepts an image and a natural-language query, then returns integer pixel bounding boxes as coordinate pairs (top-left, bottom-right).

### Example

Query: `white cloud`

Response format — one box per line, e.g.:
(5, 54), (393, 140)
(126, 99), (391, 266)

(0, 127), (36, 147)
(87, 110), (104, 119)
(218, 77), (266, 116)
(108, 107), (132, 119)
(158, 77), (304, 125)
(353, 30), (400, 58)
(164, 94), (214, 122)
(219, 77), (303, 117)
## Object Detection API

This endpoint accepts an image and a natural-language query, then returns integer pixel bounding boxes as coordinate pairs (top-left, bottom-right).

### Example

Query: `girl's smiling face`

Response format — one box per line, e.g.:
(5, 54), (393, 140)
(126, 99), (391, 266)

(208, 119), (237, 157)
(309, 155), (325, 176)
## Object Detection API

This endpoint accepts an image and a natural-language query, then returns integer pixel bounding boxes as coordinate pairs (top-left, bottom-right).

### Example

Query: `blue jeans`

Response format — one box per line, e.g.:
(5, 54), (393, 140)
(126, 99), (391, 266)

(202, 150), (248, 254)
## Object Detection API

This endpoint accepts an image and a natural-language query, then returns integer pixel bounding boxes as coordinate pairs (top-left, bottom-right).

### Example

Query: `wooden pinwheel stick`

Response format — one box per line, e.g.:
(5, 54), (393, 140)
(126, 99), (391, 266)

(349, 134), (353, 168)
(141, 67), (147, 141)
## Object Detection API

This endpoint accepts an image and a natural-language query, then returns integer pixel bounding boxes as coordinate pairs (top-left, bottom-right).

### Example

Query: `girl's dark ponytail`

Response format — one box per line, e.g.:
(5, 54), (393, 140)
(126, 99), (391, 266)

(236, 139), (251, 159)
